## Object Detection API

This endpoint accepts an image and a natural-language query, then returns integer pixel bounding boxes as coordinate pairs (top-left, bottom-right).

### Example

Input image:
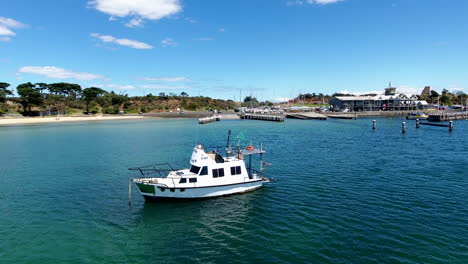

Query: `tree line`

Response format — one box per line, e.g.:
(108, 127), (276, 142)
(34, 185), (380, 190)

(0, 82), (238, 116)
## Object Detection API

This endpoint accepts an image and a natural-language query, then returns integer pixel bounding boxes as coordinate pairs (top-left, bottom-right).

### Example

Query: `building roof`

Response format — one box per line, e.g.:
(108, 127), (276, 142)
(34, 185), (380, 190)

(334, 93), (418, 101)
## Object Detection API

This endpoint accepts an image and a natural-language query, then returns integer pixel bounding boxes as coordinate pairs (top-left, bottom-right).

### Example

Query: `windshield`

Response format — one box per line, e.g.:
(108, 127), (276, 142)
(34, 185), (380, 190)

(190, 165), (201, 174)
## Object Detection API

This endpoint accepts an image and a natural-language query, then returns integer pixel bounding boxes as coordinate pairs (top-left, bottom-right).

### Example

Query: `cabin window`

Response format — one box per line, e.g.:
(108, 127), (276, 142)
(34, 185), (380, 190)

(200, 166), (208, 176)
(180, 188), (185, 192)
(189, 178), (197, 183)
(231, 166), (241, 175)
(190, 165), (200, 174)
(170, 188), (175, 192)
(159, 187), (165, 192)
(179, 178), (187, 184)
(212, 168), (225, 178)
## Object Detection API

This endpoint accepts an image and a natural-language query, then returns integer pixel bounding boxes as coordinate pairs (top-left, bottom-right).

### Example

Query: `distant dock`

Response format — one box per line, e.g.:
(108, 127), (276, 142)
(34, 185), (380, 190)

(240, 113), (285, 122)
(199, 115), (220, 124)
(428, 111), (468, 121)
(326, 114), (355, 119)
(286, 112), (327, 120)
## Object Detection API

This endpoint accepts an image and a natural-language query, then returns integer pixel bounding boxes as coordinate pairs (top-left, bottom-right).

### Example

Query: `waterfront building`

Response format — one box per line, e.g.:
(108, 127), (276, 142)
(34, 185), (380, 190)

(329, 84), (428, 112)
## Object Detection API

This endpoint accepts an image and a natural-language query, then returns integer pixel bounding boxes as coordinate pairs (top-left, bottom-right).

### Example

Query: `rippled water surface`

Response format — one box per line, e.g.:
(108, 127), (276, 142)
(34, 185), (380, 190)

(1, 117), (467, 264)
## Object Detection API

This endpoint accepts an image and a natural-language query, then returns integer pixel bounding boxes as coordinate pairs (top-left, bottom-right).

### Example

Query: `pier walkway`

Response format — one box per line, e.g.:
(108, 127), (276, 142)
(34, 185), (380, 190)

(286, 112), (327, 120)
(428, 111), (468, 121)
(240, 113), (285, 122)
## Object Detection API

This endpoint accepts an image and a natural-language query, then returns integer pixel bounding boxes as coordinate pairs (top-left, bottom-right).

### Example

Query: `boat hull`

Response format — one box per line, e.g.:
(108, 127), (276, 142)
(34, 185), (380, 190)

(135, 180), (263, 200)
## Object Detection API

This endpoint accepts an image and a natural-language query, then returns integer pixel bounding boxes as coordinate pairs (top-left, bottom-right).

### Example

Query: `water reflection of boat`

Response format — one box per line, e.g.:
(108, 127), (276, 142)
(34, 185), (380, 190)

(406, 112), (428, 120)
(129, 132), (269, 201)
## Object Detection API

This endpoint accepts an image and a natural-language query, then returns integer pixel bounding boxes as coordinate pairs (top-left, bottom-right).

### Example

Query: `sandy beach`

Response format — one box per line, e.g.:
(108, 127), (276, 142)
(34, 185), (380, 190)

(0, 115), (149, 126)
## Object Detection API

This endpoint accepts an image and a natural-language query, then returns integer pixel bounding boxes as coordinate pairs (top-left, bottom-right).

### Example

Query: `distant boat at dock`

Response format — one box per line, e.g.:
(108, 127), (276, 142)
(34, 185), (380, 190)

(406, 112), (428, 120)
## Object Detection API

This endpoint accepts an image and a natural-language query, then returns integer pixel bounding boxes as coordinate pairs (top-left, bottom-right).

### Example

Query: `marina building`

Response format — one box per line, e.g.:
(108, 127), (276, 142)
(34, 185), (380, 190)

(329, 84), (428, 112)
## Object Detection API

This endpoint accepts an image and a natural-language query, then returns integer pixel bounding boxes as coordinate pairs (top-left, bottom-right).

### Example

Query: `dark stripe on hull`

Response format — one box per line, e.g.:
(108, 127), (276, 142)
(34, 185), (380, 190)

(142, 185), (262, 202)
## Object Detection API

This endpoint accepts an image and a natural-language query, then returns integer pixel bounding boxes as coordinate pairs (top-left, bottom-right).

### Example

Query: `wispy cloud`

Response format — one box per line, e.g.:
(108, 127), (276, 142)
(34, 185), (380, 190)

(184, 17), (197, 24)
(88, 0), (182, 27)
(17, 66), (106, 81)
(161, 37), (177, 47)
(0, 36), (11, 42)
(0, 17), (27, 41)
(273, 97), (292, 103)
(338, 85), (423, 96)
(219, 28), (226, 33)
(125, 18), (144, 28)
(91, 83), (136, 90)
(140, 84), (191, 90)
(287, 0), (345, 6)
(139, 76), (190, 82)
(90, 33), (153, 49)
(195, 37), (214, 41)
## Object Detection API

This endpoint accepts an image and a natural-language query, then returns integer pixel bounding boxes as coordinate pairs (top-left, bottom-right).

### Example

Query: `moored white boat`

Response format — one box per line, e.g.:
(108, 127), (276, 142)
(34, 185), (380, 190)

(129, 133), (269, 201)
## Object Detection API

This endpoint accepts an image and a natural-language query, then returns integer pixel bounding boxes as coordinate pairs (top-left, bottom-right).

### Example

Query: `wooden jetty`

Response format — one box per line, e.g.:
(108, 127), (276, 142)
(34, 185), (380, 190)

(240, 113), (284, 122)
(286, 112), (327, 120)
(199, 115), (220, 124)
(416, 119), (454, 131)
(327, 114), (354, 119)
(428, 111), (468, 121)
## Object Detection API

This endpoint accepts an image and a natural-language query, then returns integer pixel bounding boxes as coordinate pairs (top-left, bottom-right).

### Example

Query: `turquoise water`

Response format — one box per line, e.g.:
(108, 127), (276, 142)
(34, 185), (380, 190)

(0, 117), (467, 264)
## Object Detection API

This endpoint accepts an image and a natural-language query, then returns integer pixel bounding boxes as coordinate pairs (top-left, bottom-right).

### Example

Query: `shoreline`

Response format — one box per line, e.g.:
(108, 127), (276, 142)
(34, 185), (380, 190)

(0, 115), (150, 126)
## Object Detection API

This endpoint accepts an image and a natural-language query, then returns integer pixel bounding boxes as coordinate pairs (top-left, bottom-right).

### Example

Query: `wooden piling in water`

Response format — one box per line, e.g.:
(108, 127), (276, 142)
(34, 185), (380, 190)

(372, 120), (376, 130)
(128, 180), (132, 206)
(402, 122), (406, 133)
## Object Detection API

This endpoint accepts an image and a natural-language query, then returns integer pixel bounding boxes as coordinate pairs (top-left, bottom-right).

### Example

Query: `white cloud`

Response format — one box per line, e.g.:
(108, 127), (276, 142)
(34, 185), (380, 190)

(338, 90), (382, 96)
(287, 0), (344, 5)
(91, 83), (136, 90)
(338, 86), (425, 96)
(0, 25), (15, 36)
(312, 0), (344, 4)
(140, 84), (191, 90)
(18, 66), (106, 81)
(395, 86), (421, 95)
(90, 33), (153, 49)
(219, 28), (226, 32)
(0, 17), (27, 40)
(161, 37), (177, 47)
(88, 0), (182, 26)
(273, 97), (291, 103)
(140, 76), (190, 82)
(125, 18), (144, 28)
(0, 36), (11, 42)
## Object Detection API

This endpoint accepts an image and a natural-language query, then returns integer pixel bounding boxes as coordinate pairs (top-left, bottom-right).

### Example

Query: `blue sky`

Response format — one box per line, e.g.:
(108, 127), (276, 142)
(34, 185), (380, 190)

(1, 0), (467, 101)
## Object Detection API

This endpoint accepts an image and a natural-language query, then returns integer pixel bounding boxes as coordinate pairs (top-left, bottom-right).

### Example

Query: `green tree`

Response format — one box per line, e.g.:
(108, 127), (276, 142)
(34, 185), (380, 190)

(17, 82), (44, 115)
(180, 91), (189, 97)
(49, 82), (82, 97)
(430, 90), (440, 104)
(0, 82), (13, 102)
(243, 96), (259, 107)
(82, 87), (107, 113)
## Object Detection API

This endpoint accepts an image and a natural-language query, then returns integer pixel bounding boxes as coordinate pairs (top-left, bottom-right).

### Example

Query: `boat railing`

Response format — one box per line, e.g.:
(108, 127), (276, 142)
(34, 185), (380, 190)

(203, 144), (266, 157)
(129, 163), (182, 178)
(247, 168), (264, 179)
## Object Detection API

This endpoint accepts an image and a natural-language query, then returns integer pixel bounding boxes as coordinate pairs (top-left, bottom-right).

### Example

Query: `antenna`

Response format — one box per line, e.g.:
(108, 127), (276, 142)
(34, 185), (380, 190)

(195, 122), (198, 145)
(226, 129), (231, 148)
